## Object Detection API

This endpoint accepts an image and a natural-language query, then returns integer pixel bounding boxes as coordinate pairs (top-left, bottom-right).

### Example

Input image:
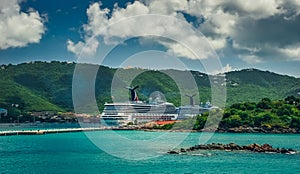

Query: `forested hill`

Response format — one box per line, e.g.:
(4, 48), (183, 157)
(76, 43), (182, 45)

(0, 61), (299, 112)
(225, 69), (300, 104)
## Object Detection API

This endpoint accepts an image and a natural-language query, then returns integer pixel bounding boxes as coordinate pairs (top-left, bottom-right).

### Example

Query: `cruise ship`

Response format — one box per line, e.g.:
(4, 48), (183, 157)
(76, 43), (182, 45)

(177, 101), (218, 120)
(177, 94), (219, 120)
(101, 86), (178, 125)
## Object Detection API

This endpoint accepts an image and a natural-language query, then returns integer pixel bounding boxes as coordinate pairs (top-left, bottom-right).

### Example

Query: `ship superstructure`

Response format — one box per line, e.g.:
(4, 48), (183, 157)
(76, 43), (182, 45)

(101, 86), (178, 125)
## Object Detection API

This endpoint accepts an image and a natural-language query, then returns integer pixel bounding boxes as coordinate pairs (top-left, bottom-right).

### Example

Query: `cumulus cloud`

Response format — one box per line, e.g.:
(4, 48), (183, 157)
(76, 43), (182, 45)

(67, 1), (214, 59)
(193, 0), (300, 63)
(278, 44), (300, 61)
(222, 64), (233, 72)
(219, 0), (280, 19)
(211, 63), (234, 75)
(206, 37), (227, 50)
(67, 0), (300, 64)
(0, 0), (45, 50)
(239, 55), (263, 64)
(67, 38), (99, 57)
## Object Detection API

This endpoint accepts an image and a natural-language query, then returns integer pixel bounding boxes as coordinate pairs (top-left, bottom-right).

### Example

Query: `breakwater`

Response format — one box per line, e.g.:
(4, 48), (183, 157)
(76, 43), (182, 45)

(0, 127), (135, 136)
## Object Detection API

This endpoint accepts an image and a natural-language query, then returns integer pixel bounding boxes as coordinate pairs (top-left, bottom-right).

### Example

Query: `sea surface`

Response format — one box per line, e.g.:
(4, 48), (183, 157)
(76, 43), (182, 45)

(1, 126), (300, 174)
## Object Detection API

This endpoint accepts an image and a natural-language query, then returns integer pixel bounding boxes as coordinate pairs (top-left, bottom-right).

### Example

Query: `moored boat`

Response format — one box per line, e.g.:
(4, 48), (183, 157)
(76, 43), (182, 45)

(101, 86), (178, 125)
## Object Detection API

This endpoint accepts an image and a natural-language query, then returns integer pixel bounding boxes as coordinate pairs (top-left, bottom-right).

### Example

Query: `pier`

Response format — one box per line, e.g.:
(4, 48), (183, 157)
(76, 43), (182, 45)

(0, 127), (136, 136)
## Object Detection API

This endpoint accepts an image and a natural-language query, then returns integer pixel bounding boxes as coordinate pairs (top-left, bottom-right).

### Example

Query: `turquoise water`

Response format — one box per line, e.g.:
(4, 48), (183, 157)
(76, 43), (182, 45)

(1, 131), (300, 173)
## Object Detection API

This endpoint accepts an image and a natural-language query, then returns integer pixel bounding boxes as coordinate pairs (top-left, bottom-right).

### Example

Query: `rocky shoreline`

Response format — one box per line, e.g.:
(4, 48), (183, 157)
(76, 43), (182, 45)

(216, 126), (299, 134)
(168, 143), (297, 155)
(139, 127), (299, 134)
(140, 122), (299, 134)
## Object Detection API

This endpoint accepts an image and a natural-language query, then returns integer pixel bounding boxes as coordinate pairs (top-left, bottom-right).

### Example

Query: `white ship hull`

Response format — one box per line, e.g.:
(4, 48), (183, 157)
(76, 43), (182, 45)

(101, 102), (178, 125)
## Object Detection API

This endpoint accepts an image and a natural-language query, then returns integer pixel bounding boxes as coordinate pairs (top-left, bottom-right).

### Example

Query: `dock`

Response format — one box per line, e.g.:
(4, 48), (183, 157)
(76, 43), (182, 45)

(0, 127), (136, 136)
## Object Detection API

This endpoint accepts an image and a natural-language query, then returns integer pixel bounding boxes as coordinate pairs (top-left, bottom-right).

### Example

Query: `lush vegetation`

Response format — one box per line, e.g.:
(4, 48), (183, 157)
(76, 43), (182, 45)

(221, 96), (300, 130)
(169, 96), (300, 132)
(0, 61), (299, 116)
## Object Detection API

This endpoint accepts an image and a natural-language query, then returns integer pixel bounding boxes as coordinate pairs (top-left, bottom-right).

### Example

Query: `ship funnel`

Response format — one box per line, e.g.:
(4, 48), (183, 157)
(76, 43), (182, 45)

(185, 94), (196, 106)
(126, 86), (139, 101)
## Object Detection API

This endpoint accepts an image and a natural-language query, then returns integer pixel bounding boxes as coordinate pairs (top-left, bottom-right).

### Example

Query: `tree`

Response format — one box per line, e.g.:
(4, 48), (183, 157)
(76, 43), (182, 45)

(7, 108), (21, 121)
(244, 102), (256, 110)
(257, 98), (272, 109)
(230, 103), (246, 111)
(285, 96), (297, 105)
(239, 111), (249, 120)
(222, 115), (242, 128)
(194, 114), (208, 130)
(290, 117), (300, 129)
(223, 110), (231, 119)
(253, 113), (274, 126)
(276, 105), (292, 116)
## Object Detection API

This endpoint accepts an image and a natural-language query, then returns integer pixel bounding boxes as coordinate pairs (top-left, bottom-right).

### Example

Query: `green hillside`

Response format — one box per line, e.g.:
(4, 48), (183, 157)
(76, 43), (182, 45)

(0, 79), (62, 112)
(226, 69), (300, 104)
(0, 62), (299, 114)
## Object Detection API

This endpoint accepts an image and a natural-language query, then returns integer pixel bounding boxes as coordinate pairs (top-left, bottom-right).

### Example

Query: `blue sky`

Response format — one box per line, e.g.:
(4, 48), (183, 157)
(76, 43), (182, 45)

(0, 0), (299, 77)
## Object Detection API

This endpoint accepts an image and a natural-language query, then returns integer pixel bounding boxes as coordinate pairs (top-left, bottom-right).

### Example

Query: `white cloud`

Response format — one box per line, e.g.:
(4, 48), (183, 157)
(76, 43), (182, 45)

(67, 0), (300, 64)
(211, 63), (234, 74)
(67, 40), (84, 56)
(280, 0), (300, 20)
(67, 1), (214, 59)
(147, 0), (188, 15)
(239, 55), (263, 64)
(67, 38), (99, 57)
(200, 8), (237, 36)
(278, 45), (300, 61)
(165, 43), (197, 59)
(206, 37), (227, 50)
(221, 0), (280, 19)
(232, 41), (261, 54)
(222, 64), (233, 73)
(194, 0), (300, 63)
(0, 0), (45, 49)
(190, 0), (281, 20)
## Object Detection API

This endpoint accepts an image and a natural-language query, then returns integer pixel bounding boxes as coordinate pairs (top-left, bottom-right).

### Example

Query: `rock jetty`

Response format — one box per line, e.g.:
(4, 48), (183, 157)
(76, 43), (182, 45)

(168, 143), (296, 154)
(0, 127), (136, 136)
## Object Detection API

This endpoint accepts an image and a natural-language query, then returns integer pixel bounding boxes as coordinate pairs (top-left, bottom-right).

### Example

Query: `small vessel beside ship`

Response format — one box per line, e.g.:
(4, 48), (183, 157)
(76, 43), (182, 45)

(101, 85), (217, 125)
